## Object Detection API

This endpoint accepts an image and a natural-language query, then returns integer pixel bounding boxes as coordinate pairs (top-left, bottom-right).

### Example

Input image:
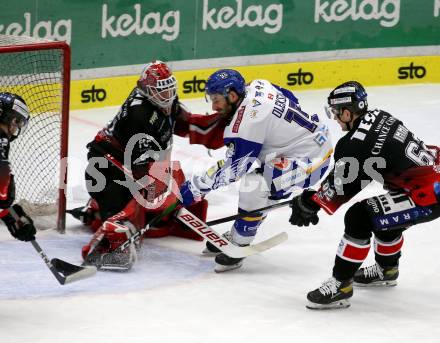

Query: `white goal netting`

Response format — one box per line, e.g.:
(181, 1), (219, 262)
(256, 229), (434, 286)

(0, 34), (70, 232)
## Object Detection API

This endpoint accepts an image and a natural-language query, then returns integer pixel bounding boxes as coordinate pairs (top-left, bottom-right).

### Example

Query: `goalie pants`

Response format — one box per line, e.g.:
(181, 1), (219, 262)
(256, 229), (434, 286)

(333, 190), (440, 281)
(85, 147), (132, 221)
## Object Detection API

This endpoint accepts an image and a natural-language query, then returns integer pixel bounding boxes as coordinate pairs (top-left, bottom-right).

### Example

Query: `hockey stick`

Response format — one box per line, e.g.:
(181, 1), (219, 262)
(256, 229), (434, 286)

(31, 240), (97, 285)
(9, 207), (97, 285)
(89, 146), (286, 259)
(206, 200), (291, 226)
(175, 207), (288, 258)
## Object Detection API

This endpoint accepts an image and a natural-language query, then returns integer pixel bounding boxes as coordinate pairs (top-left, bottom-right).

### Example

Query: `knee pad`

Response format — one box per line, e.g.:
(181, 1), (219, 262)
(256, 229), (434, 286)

(344, 202), (374, 240)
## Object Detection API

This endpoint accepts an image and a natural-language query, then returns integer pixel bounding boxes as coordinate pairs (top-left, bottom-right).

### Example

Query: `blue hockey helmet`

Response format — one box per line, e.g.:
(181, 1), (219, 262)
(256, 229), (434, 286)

(205, 69), (246, 97)
(327, 81), (368, 116)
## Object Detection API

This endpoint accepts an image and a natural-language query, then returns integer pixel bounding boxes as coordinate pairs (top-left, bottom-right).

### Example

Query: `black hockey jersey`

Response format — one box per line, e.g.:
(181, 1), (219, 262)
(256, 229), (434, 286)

(89, 88), (184, 173)
(0, 129), (13, 210)
(312, 109), (440, 214)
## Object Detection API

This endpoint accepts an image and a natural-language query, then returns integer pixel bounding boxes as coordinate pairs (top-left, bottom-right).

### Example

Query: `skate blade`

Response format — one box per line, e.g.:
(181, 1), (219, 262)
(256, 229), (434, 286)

(306, 299), (351, 310)
(354, 280), (397, 287)
(99, 264), (132, 272)
(201, 248), (221, 257)
(214, 262), (243, 273)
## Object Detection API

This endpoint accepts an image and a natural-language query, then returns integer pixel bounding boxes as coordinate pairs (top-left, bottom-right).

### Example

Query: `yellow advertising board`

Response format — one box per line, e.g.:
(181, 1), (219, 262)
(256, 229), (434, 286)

(71, 56), (440, 110)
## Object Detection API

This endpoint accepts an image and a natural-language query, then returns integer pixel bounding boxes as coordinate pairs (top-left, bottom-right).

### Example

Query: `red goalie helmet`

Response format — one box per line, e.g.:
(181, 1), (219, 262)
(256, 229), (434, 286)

(137, 60), (177, 108)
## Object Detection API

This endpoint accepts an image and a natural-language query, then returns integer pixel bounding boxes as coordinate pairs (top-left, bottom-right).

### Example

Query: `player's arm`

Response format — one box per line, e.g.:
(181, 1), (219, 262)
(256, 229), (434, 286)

(0, 161), (36, 241)
(0, 161), (14, 210)
(289, 140), (368, 226)
(174, 103), (226, 149)
(310, 141), (368, 214)
(180, 137), (263, 206)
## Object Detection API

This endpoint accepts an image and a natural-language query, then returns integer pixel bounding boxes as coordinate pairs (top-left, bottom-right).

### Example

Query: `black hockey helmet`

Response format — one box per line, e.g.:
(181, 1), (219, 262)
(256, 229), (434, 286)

(327, 81), (368, 117)
(0, 92), (30, 139)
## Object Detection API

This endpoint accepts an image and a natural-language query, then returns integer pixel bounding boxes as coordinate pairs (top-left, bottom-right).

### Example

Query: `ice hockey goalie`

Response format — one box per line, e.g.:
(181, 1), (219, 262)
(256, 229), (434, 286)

(68, 60), (229, 271)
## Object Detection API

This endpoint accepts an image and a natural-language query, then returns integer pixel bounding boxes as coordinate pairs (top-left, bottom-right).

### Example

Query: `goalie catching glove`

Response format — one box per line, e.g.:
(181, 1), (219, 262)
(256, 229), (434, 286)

(2, 204), (36, 241)
(289, 190), (320, 227)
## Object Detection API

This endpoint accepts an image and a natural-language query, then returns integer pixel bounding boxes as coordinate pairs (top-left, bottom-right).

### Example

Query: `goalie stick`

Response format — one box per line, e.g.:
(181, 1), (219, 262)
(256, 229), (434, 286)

(8, 207), (96, 285)
(175, 207), (288, 258)
(84, 147), (286, 261)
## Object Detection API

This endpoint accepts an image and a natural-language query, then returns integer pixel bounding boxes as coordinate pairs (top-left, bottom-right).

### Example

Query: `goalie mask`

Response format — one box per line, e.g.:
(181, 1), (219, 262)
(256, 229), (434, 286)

(0, 92), (30, 139)
(326, 81), (368, 118)
(137, 60), (177, 108)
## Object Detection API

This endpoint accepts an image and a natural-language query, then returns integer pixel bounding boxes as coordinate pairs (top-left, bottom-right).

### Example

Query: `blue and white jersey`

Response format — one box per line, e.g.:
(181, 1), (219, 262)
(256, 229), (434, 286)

(191, 80), (333, 195)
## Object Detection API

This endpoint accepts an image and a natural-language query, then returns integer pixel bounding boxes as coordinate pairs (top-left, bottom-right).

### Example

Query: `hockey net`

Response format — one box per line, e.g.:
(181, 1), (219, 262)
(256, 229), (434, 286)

(0, 35), (70, 232)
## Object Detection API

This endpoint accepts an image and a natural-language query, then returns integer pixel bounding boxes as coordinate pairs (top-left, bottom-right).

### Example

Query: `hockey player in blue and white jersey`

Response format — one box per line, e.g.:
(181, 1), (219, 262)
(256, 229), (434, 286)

(179, 69), (333, 272)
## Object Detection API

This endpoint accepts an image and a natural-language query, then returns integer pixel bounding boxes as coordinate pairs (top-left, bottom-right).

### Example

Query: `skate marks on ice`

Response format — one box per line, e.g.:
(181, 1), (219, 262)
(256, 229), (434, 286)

(0, 234), (212, 300)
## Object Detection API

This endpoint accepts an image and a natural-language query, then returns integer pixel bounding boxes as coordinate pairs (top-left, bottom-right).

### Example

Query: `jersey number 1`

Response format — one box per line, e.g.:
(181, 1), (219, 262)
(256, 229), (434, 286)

(283, 101), (318, 133)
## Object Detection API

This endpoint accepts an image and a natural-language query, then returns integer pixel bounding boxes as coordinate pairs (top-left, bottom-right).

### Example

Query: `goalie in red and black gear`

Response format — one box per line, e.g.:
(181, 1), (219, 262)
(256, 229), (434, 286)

(68, 60), (230, 270)
(288, 81), (440, 309)
(0, 92), (36, 242)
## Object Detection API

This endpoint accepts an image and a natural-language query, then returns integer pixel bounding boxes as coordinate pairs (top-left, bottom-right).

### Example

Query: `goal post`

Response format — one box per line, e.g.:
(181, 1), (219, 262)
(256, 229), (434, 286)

(0, 35), (70, 233)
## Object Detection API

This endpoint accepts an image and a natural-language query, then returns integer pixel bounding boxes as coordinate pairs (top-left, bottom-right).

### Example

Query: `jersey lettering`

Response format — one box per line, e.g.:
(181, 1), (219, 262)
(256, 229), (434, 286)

(352, 111), (377, 141)
(405, 141), (435, 166)
(282, 99), (317, 133)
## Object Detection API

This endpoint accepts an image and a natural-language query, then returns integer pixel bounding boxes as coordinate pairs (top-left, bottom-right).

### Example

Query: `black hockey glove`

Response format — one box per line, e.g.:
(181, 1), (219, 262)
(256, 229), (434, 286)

(2, 204), (36, 241)
(289, 190), (320, 227)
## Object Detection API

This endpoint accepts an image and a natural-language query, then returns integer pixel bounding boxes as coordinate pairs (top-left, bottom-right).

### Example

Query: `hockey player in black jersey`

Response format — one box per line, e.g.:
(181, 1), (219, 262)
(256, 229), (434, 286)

(288, 81), (440, 309)
(0, 92), (36, 242)
(68, 61), (210, 270)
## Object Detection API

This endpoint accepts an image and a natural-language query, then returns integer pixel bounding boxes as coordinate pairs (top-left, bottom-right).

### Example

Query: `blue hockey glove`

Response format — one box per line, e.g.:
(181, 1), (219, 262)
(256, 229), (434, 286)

(179, 180), (203, 207)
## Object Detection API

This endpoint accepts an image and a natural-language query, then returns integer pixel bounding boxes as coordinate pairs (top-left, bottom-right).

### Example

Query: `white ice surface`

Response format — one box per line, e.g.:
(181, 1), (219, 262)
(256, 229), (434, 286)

(1, 84), (440, 343)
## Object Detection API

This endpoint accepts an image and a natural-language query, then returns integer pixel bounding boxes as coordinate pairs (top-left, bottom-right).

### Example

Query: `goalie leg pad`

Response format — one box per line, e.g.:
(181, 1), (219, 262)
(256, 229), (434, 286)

(82, 219), (138, 271)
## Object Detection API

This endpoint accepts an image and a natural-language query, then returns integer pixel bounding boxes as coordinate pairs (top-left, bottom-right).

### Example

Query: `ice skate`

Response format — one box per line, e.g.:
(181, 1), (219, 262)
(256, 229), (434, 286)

(306, 277), (353, 310)
(354, 263), (399, 287)
(214, 253), (244, 273)
(202, 231), (233, 256)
